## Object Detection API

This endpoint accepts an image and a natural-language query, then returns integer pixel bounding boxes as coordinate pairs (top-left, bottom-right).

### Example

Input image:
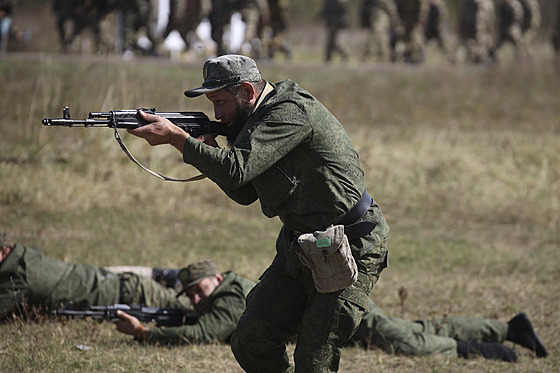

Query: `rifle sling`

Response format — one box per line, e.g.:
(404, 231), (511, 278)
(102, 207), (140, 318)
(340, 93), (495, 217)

(113, 127), (206, 182)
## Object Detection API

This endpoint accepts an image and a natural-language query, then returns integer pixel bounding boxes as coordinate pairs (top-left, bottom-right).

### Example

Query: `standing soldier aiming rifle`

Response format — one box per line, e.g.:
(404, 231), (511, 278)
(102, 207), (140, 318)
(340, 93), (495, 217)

(126, 54), (390, 372)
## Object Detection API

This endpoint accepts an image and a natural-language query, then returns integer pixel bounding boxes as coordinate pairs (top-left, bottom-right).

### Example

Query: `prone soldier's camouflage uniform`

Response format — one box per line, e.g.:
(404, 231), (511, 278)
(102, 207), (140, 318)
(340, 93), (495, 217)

(0, 244), (191, 319)
(146, 270), (255, 345)
(361, 0), (401, 62)
(454, 0), (496, 64)
(351, 300), (510, 357)
(394, 0), (430, 63)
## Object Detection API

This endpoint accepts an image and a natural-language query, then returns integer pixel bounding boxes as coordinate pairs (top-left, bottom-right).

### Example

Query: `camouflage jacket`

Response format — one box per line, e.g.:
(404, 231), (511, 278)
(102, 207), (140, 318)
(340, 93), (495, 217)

(0, 244), (121, 318)
(146, 271), (255, 345)
(183, 79), (367, 233)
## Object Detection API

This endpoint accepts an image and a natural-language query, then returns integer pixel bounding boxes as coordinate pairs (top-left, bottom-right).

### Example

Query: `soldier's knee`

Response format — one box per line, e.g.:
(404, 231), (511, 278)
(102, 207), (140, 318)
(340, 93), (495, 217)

(230, 316), (257, 359)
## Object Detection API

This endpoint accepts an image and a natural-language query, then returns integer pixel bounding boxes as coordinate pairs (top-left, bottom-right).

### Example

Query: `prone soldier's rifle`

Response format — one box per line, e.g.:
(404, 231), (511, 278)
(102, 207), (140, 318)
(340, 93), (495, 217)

(42, 107), (228, 181)
(52, 304), (198, 327)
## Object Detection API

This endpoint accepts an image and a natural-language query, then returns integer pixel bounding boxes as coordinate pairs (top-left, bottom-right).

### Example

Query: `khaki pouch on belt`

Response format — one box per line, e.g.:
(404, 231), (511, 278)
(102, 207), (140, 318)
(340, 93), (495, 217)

(294, 225), (358, 293)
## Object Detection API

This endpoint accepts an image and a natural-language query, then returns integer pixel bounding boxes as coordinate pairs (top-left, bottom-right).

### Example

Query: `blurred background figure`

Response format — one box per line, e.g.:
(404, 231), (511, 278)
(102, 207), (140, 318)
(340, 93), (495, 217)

(453, 0), (496, 64)
(424, 0), (451, 60)
(493, 0), (529, 60)
(518, 0), (541, 55)
(119, 0), (157, 56)
(0, 0), (14, 52)
(360, 0), (401, 63)
(0, 0), (26, 53)
(394, 0), (430, 63)
(52, 0), (118, 53)
(322, 0), (349, 62)
(259, 0), (291, 60)
(157, 0), (211, 55)
(208, 0), (270, 57)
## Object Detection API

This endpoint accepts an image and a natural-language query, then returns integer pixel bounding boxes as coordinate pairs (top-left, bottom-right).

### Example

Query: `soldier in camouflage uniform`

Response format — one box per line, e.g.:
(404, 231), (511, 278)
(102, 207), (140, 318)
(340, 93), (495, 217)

(322, 0), (350, 62)
(118, 0), (157, 54)
(394, 0), (430, 63)
(349, 299), (547, 361)
(454, 0), (496, 64)
(261, 0), (292, 60)
(236, 0), (271, 56)
(0, 0), (14, 52)
(208, 0), (270, 56)
(115, 259), (255, 345)
(518, 0), (541, 53)
(108, 261), (549, 360)
(360, 0), (401, 63)
(157, 0), (212, 52)
(494, 0), (529, 60)
(0, 242), (191, 319)
(424, 0), (451, 59)
(128, 54), (390, 372)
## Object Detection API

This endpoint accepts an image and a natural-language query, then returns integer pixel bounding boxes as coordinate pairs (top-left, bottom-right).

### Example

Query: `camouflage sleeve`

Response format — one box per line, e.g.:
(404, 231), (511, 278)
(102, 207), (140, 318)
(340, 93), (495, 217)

(182, 102), (311, 190)
(218, 182), (259, 206)
(145, 286), (246, 345)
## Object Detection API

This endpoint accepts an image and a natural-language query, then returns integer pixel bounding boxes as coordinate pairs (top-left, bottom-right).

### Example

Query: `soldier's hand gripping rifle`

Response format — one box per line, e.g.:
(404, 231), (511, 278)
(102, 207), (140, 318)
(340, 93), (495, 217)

(42, 107), (228, 182)
(52, 304), (198, 327)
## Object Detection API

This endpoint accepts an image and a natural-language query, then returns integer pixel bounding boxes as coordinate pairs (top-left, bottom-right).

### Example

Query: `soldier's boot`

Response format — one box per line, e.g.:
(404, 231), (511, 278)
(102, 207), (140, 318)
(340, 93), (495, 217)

(506, 312), (548, 357)
(456, 341), (518, 362)
(152, 268), (181, 289)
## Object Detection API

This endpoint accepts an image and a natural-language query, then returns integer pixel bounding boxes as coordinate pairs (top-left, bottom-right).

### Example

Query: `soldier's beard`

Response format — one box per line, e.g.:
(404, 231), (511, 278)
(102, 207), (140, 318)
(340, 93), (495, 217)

(226, 99), (254, 147)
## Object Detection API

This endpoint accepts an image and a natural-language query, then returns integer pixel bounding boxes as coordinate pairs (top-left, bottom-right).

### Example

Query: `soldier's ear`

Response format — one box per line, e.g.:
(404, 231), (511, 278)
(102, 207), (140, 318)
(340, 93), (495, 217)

(240, 82), (258, 103)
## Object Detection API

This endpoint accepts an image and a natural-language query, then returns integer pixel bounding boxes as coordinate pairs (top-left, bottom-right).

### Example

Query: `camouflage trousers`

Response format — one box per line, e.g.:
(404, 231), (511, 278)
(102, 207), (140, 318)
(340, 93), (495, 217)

(118, 272), (192, 311)
(352, 301), (509, 358)
(362, 12), (393, 62)
(231, 227), (388, 372)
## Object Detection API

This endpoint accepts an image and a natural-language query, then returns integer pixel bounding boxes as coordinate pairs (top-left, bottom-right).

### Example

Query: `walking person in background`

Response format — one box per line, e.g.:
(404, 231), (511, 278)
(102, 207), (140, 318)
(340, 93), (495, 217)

(322, 0), (350, 62)
(360, 0), (402, 63)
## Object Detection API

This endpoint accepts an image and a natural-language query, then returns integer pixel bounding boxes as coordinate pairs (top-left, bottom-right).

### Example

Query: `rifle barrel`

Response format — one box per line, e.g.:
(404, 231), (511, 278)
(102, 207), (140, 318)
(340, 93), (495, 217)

(42, 118), (111, 127)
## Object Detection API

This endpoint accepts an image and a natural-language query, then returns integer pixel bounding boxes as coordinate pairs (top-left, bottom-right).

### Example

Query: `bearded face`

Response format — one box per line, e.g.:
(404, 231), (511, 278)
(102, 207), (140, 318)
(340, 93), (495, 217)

(226, 91), (255, 146)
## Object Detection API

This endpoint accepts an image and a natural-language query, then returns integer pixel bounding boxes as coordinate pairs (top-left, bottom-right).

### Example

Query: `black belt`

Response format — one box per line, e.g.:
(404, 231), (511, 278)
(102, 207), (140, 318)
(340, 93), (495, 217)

(340, 191), (376, 240)
(292, 191), (376, 241)
(337, 190), (373, 226)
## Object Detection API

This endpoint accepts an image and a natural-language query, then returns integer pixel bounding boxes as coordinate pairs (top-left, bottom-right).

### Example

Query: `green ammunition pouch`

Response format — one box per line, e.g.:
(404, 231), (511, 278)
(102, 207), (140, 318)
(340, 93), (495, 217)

(294, 225), (358, 293)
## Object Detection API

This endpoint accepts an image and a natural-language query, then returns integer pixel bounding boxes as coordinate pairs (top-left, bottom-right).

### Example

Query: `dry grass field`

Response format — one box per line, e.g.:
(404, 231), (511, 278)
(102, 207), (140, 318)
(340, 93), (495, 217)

(1, 2), (560, 372)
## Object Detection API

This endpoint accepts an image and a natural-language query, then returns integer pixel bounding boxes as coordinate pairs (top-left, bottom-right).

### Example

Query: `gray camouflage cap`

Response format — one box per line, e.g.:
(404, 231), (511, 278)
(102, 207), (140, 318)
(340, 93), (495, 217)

(178, 259), (220, 289)
(184, 54), (262, 98)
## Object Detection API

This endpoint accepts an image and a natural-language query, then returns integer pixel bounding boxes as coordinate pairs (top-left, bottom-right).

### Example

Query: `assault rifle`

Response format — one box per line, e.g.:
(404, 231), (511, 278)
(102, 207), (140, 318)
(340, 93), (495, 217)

(42, 107), (228, 138)
(42, 107), (228, 181)
(53, 304), (198, 327)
